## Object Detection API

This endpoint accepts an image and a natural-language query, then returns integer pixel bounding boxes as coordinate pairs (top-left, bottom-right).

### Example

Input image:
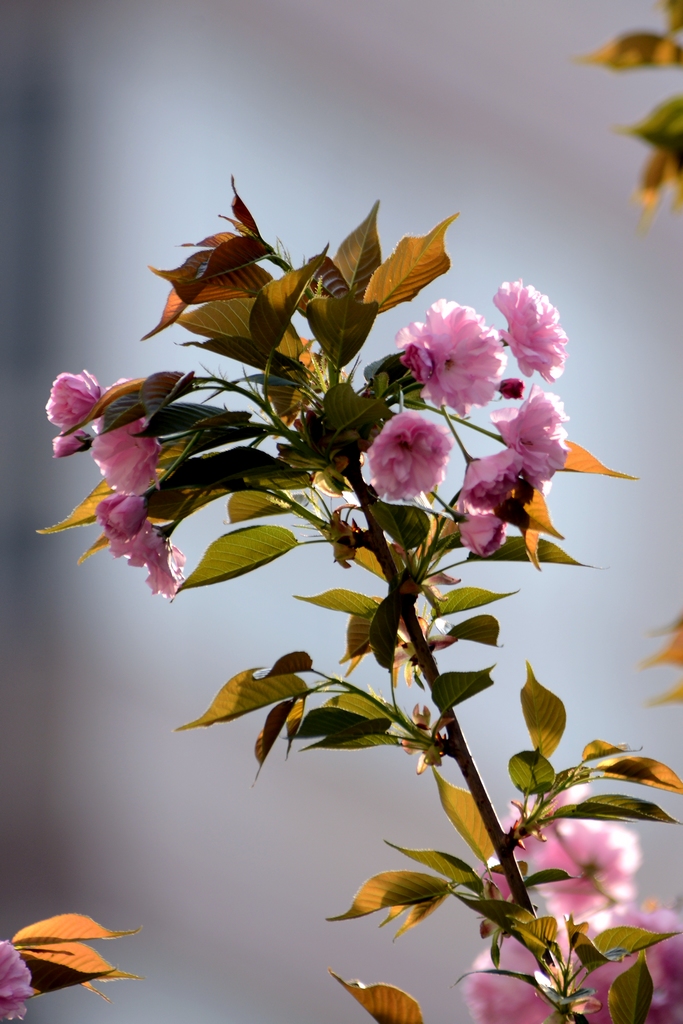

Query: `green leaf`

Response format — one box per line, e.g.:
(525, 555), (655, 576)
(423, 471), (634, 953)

(608, 951), (653, 1024)
(582, 739), (630, 762)
(178, 297), (254, 339)
(508, 750), (556, 796)
(447, 615), (500, 646)
(384, 843), (482, 892)
(255, 699), (296, 770)
(306, 290), (378, 367)
(466, 536), (586, 566)
(371, 502), (431, 551)
(147, 485), (233, 524)
(369, 591), (401, 669)
(250, 253), (326, 354)
(433, 769), (495, 862)
(294, 588), (380, 619)
(391, 896), (448, 939)
(432, 668), (495, 712)
(579, 33), (683, 71)
(364, 215), (458, 312)
(512, 916), (558, 959)
(554, 794), (678, 824)
(364, 353), (406, 383)
(595, 926), (679, 956)
(329, 972), (424, 1024)
(227, 491), (289, 523)
(140, 403), (249, 438)
(323, 691), (397, 720)
(572, 933), (611, 973)
(524, 869), (575, 887)
(323, 382), (391, 432)
(100, 392), (145, 433)
(437, 587), (516, 616)
(176, 667), (309, 730)
(38, 480), (113, 534)
(181, 525), (298, 590)
(140, 370), (194, 418)
(334, 202), (382, 295)
(161, 446), (287, 490)
(327, 870), (451, 921)
(520, 663), (566, 757)
(301, 717), (397, 750)
(295, 707), (366, 739)
(595, 755), (683, 793)
(454, 895), (534, 931)
(623, 96), (683, 152)
(182, 333), (269, 371)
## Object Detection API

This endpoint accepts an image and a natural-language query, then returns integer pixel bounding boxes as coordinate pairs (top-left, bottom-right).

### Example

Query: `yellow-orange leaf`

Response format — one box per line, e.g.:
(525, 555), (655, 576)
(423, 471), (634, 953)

(647, 680), (683, 706)
(38, 481), (113, 534)
(433, 770), (495, 862)
(596, 756), (683, 794)
(330, 971), (424, 1024)
(364, 215), (458, 312)
(523, 491), (563, 540)
(641, 626), (683, 669)
(78, 532), (109, 564)
(563, 441), (637, 480)
(13, 914), (140, 946)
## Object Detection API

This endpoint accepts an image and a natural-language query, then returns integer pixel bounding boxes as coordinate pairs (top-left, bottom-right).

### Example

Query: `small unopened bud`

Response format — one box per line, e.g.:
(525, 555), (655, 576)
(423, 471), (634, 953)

(479, 918), (495, 939)
(499, 378), (525, 400)
(483, 879), (502, 901)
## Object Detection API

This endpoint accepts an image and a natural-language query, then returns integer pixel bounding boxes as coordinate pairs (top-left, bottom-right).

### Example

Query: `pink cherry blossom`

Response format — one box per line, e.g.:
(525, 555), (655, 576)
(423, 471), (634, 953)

(96, 494), (148, 556)
(52, 430), (91, 458)
(396, 299), (507, 416)
(463, 938), (549, 1024)
(46, 371), (101, 430)
(459, 514), (507, 557)
(494, 280), (568, 382)
(528, 816), (641, 919)
(91, 418), (161, 494)
(0, 942), (33, 1020)
(499, 378), (525, 400)
(490, 385), (568, 494)
(366, 411), (453, 500)
(127, 523), (186, 598)
(458, 449), (523, 515)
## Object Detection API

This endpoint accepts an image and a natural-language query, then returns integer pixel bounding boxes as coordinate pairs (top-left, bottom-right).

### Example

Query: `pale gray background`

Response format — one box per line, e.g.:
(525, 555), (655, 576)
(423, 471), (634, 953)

(1, 1), (682, 1022)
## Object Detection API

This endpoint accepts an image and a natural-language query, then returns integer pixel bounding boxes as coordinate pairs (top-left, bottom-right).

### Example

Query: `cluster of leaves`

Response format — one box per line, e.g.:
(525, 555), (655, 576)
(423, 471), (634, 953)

(581, 0), (683, 224)
(13, 913), (139, 1003)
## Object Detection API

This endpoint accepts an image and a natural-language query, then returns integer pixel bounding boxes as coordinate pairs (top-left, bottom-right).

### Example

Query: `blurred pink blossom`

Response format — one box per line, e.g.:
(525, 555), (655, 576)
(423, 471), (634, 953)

(490, 385), (568, 494)
(91, 418), (161, 494)
(128, 523), (186, 598)
(459, 514), (507, 557)
(529, 816), (641, 919)
(396, 299), (506, 416)
(46, 371), (101, 430)
(458, 449), (523, 515)
(96, 494), (148, 556)
(463, 938), (549, 1024)
(52, 430), (91, 458)
(499, 378), (525, 400)
(494, 281), (568, 382)
(0, 942), (33, 1021)
(366, 411), (453, 500)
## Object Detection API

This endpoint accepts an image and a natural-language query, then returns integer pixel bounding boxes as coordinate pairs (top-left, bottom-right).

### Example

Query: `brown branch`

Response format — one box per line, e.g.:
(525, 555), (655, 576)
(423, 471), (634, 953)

(343, 445), (534, 916)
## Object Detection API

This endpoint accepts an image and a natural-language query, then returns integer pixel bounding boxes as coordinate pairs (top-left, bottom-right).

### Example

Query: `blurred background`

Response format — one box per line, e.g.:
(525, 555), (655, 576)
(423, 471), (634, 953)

(1, 1), (683, 1021)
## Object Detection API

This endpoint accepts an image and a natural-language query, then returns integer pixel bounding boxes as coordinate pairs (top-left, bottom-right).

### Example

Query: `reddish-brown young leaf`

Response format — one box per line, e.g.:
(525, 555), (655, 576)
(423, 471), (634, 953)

(315, 256), (350, 298)
(180, 231), (237, 248)
(70, 378), (145, 431)
(230, 176), (261, 236)
(267, 652), (313, 676)
(255, 699), (296, 769)
(141, 288), (188, 340)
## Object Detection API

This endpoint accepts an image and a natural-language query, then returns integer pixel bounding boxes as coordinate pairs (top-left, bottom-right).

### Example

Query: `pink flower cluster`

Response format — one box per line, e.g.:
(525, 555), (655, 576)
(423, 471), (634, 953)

(366, 411), (453, 500)
(463, 808), (683, 1024)
(46, 371), (184, 597)
(0, 943), (32, 1020)
(494, 280), (568, 382)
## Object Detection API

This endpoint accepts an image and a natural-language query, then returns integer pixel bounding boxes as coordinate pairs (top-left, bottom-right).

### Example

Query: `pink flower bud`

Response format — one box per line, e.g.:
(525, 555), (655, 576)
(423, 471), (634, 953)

(91, 418), (161, 495)
(52, 430), (91, 458)
(490, 384), (568, 495)
(498, 378), (525, 400)
(96, 494), (148, 556)
(46, 371), (101, 430)
(459, 514), (507, 557)
(0, 941), (33, 1020)
(366, 411), (453, 500)
(458, 449), (523, 515)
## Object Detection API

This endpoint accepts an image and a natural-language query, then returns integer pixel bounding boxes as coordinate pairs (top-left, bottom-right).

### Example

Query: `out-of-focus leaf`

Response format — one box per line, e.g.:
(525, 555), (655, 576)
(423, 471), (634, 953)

(582, 739), (630, 761)
(524, 869), (574, 887)
(520, 662), (566, 757)
(255, 699), (296, 768)
(38, 481), (113, 534)
(323, 382), (391, 432)
(595, 926), (678, 956)
(447, 615), (500, 646)
(579, 33), (683, 70)
(176, 667), (309, 730)
(340, 614), (373, 673)
(555, 794), (678, 824)
(286, 696), (305, 749)
(13, 915), (139, 946)
(330, 971), (424, 1024)
(295, 707), (367, 739)
(647, 679), (683, 705)
(294, 588), (380, 618)
(433, 770), (495, 862)
(307, 290), (378, 367)
(328, 871), (451, 921)
(454, 895), (534, 931)
(334, 202), (382, 295)
(301, 718), (397, 750)
(384, 843), (482, 892)
(142, 287), (187, 340)
(432, 668), (495, 712)
(250, 253), (326, 353)
(640, 626), (683, 669)
(369, 590), (401, 669)
(372, 502), (430, 551)
(664, 0), (683, 33)
(227, 491), (289, 523)
(438, 587), (516, 616)
(364, 215), (458, 312)
(563, 441), (637, 479)
(623, 96), (683, 152)
(181, 525), (298, 590)
(608, 951), (653, 1024)
(595, 755), (683, 793)
(466, 536), (586, 566)
(508, 750), (556, 795)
